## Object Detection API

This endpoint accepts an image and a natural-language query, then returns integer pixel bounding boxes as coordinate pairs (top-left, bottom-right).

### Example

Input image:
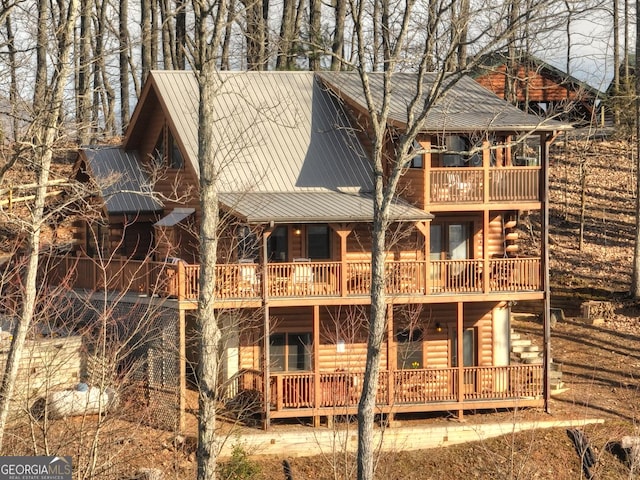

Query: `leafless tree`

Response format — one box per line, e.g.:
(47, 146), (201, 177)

(0, 0), (79, 448)
(192, 0), (227, 477)
(334, 0), (565, 477)
(631, 0), (640, 298)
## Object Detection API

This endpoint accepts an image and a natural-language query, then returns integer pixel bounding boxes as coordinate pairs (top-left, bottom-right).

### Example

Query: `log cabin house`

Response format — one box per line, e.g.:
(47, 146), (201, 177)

(49, 70), (571, 429)
(473, 52), (604, 125)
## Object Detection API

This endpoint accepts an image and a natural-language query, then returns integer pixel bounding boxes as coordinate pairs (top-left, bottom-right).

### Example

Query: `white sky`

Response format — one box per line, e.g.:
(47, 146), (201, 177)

(541, 17), (616, 92)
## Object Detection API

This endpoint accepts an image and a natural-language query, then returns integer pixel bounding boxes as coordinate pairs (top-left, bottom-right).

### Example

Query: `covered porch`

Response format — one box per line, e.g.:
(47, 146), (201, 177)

(220, 302), (545, 427)
(43, 255), (542, 302)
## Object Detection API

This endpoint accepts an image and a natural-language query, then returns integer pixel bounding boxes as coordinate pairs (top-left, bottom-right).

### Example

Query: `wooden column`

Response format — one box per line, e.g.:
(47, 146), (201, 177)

(415, 221), (430, 294)
(386, 304), (395, 418)
(483, 210), (490, 294)
(178, 309), (186, 432)
(542, 133), (553, 414)
(262, 229), (271, 429)
(456, 301), (464, 420)
(313, 305), (321, 426)
(330, 224), (353, 297)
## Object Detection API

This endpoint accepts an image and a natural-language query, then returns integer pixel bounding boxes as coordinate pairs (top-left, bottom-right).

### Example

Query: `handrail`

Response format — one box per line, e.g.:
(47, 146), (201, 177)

(235, 364), (543, 411)
(42, 255), (542, 301)
(430, 166), (541, 203)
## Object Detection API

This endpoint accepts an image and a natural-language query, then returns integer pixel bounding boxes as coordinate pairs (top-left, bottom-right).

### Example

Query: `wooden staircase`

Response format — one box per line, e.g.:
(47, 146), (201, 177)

(510, 329), (564, 391)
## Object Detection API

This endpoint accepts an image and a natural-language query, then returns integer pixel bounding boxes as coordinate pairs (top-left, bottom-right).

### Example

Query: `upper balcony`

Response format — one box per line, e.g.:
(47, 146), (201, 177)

(44, 255), (542, 305)
(428, 166), (540, 208)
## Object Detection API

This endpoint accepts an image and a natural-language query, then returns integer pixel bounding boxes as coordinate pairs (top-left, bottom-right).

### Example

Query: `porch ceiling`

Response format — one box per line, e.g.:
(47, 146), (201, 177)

(219, 191), (433, 224)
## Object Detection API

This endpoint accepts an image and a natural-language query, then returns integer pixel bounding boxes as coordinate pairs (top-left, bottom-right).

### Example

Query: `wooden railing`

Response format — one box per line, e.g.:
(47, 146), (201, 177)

(233, 364), (542, 412)
(430, 167), (540, 204)
(431, 259), (483, 293)
(43, 256), (541, 301)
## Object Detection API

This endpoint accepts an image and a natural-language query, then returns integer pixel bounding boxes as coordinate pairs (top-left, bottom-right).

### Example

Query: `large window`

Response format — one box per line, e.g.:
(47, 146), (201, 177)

(307, 224), (330, 259)
(269, 332), (312, 372)
(153, 125), (184, 169)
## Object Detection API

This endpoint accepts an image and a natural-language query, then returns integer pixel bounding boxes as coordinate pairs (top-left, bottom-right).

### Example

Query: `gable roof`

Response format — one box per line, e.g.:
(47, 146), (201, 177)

(473, 52), (604, 98)
(80, 146), (163, 215)
(125, 70), (431, 224)
(318, 71), (573, 132)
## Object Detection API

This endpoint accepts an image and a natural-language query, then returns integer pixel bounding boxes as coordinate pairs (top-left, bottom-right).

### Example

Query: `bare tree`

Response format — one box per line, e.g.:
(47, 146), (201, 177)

(192, 0), (227, 478)
(336, 0), (564, 477)
(630, 0), (640, 297)
(0, 0), (79, 448)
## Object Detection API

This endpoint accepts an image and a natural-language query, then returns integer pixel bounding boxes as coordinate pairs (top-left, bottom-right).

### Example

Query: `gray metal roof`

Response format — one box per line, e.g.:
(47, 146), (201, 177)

(82, 146), (163, 215)
(149, 70), (374, 193)
(318, 72), (573, 132)
(220, 191), (432, 223)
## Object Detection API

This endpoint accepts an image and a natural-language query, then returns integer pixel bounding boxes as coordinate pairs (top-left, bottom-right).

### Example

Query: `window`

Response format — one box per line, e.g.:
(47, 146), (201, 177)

(409, 140), (423, 168)
(451, 328), (475, 368)
(443, 135), (481, 167)
(153, 125), (184, 169)
(237, 225), (259, 261)
(307, 224), (330, 259)
(430, 222), (471, 261)
(396, 328), (423, 369)
(269, 332), (312, 372)
(267, 226), (288, 262)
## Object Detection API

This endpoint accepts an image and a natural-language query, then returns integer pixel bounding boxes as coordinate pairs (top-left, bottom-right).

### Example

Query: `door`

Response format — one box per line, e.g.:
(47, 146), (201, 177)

(452, 328), (476, 394)
(431, 222), (471, 291)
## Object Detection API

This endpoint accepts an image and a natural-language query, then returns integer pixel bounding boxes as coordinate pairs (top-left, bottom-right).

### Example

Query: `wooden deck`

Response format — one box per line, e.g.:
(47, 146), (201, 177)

(227, 364), (543, 419)
(44, 255), (542, 302)
(429, 167), (540, 204)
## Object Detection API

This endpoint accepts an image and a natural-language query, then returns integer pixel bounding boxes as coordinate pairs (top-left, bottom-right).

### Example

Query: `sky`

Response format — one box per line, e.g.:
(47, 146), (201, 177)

(541, 17), (616, 92)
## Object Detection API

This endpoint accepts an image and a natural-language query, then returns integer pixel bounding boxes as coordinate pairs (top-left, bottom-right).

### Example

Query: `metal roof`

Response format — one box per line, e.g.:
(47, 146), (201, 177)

(149, 70), (374, 193)
(318, 72), (573, 132)
(220, 191), (432, 223)
(82, 146), (163, 215)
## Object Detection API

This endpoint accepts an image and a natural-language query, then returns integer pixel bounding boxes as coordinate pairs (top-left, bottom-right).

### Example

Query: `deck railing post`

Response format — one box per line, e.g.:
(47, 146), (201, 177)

(177, 261), (185, 301)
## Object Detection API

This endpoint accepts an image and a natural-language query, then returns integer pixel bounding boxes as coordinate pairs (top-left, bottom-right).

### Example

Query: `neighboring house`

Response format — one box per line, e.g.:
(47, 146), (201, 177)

(49, 70), (570, 429)
(473, 52), (604, 125)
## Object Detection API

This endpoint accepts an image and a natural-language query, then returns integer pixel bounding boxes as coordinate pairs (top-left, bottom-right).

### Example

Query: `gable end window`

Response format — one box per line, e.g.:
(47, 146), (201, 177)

(154, 125), (184, 170)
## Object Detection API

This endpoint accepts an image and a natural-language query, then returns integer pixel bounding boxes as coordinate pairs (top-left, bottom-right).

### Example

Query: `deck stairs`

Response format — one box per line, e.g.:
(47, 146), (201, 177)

(510, 329), (564, 391)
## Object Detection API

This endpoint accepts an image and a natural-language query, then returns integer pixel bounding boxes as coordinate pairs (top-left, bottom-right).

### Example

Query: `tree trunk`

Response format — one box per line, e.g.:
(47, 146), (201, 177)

(175, 0), (186, 68)
(77, 0), (91, 143)
(613, 0), (620, 125)
(159, 0), (175, 69)
(119, 0), (130, 131)
(276, 0), (295, 69)
(630, 0), (640, 297)
(357, 178), (388, 480)
(196, 66), (222, 479)
(4, 8), (18, 141)
(33, 0), (48, 113)
(331, 0), (346, 71)
(0, 0), (78, 449)
(308, 0), (321, 70)
(193, 0), (226, 475)
(141, 0), (152, 84)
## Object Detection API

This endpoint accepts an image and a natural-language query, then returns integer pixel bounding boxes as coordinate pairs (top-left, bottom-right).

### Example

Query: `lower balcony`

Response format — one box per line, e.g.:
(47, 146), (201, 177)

(44, 255), (542, 302)
(227, 364), (543, 419)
